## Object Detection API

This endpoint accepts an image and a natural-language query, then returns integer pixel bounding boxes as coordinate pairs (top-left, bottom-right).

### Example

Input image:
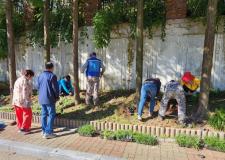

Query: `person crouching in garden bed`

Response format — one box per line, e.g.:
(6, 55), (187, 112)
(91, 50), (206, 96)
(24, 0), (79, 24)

(58, 75), (74, 96)
(137, 78), (161, 121)
(181, 71), (200, 95)
(12, 69), (34, 134)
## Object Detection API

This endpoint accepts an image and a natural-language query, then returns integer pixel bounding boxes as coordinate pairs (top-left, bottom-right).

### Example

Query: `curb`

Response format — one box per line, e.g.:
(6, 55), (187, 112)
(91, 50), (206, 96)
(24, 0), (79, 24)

(0, 139), (125, 160)
(0, 112), (224, 139)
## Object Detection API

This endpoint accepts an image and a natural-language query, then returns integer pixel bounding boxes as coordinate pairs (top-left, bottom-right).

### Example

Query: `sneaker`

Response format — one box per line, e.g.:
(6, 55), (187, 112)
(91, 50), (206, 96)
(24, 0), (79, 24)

(138, 115), (142, 121)
(158, 114), (164, 121)
(17, 129), (22, 133)
(41, 131), (45, 138)
(149, 112), (153, 118)
(20, 129), (30, 135)
(44, 133), (57, 139)
(22, 130), (30, 135)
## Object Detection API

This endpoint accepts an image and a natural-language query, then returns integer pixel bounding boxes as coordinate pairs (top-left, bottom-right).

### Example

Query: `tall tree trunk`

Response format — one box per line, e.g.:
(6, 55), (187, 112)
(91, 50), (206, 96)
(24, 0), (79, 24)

(23, 0), (33, 30)
(44, 0), (50, 62)
(196, 0), (218, 121)
(6, 0), (16, 99)
(72, 0), (81, 105)
(135, 0), (144, 100)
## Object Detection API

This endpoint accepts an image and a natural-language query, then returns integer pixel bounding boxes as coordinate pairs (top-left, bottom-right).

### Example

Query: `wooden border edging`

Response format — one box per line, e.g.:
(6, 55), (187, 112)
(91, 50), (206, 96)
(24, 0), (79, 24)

(0, 112), (224, 139)
(0, 112), (89, 128)
(89, 122), (224, 140)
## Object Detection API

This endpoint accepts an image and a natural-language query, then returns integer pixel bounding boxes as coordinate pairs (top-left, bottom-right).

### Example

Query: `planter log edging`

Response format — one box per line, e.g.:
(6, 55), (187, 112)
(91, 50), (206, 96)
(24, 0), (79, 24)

(0, 112), (224, 140)
(0, 112), (89, 128)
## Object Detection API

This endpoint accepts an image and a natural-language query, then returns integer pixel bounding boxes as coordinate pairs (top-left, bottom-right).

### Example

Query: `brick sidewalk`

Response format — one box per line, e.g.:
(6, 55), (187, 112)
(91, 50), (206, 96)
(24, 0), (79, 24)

(0, 125), (225, 160)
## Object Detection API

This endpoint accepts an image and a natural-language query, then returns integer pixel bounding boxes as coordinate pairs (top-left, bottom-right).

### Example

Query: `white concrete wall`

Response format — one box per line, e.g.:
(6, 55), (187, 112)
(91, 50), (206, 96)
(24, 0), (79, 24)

(0, 19), (225, 90)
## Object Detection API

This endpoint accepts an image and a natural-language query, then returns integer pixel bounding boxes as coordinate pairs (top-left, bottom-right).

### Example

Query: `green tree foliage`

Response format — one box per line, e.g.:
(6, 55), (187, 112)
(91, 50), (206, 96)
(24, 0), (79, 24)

(0, 0), (85, 58)
(0, 1), (24, 59)
(93, 0), (225, 49)
(187, 0), (225, 18)
(93, 0), (166, 48)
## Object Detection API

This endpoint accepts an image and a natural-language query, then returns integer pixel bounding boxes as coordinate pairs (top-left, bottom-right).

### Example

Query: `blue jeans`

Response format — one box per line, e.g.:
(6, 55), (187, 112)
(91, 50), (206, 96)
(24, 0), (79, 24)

(138, 83), (157, 116)
(41, 104), (56, 134)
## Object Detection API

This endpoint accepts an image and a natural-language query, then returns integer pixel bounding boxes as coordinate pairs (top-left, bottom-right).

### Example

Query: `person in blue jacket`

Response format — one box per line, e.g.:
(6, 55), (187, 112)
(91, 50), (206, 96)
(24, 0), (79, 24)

(58, 75), (74, 96)
(81, 52), (105, 105)
(36, 62), (59, 139)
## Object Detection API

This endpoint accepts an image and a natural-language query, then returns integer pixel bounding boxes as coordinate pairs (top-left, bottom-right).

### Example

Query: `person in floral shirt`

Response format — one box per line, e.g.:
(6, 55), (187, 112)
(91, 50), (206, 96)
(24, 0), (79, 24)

(12, 70), (34, 134)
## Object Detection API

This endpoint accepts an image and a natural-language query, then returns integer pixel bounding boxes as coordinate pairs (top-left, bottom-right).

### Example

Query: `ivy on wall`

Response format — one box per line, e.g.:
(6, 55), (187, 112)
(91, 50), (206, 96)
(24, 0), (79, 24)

(0, 0), (225, 59)
(0, 0), (86, 59)
(93, 0), (166, 49)
(93, 0), (225, 49)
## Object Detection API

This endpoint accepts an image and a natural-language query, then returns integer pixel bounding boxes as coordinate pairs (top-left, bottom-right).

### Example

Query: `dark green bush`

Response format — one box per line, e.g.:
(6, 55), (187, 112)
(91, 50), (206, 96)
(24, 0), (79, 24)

(133, 133), (158, 145)
(101, 130), (116, 140)
(204, 137), (225, 152)
(175, 134), (201, 149)
(115, 130), (133, 142)
(78, 125), (96, 137)
(209, 108), (225, 131)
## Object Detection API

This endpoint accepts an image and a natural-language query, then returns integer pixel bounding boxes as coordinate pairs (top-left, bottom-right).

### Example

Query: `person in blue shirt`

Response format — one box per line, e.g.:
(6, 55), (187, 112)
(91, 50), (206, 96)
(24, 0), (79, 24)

(81, 52), (105, 105)
(36, 62), (59, 139)
(58, 75), (74, 96)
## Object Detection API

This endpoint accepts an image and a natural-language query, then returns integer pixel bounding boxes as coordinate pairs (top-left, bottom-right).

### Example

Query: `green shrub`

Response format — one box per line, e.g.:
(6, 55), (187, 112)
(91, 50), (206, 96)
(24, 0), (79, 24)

(101, 130), (116, 140)
(209, 108), (225, 131)
(115, 130), (133, 142)
(133, 133), (158, 145)
(78, 125), (96, 137)
(175, 135), (201, 149)
(204, 137), (225, 152)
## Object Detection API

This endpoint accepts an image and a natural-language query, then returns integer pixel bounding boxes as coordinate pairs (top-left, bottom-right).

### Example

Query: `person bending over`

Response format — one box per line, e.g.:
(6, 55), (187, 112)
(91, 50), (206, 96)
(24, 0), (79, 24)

(138, 78), (161, 121)
(58, 75), (74, 96)
(158, 80), (186, 125)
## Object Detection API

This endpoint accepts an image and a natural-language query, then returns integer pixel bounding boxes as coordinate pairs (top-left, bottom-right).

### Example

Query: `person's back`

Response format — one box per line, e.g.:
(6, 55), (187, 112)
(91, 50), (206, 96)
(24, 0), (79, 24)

(86, 57), (102, 77)
(37, 71), (59, 104)
(159, 80), (186, 124)
(138, 78), (161, 121)
(36, 62), (59, 139)
(81, 52), (105, 105)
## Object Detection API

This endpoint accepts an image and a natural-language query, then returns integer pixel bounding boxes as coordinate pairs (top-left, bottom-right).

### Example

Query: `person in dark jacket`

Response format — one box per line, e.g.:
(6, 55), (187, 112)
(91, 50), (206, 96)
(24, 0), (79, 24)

(36, 62), (59, 139)
(58, 75), (74, 96)
(138, 78), (161, 121)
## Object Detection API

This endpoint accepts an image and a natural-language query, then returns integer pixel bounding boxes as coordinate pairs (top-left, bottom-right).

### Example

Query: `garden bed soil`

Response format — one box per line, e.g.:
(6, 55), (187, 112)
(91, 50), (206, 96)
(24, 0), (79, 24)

(0, 90), (224, 132)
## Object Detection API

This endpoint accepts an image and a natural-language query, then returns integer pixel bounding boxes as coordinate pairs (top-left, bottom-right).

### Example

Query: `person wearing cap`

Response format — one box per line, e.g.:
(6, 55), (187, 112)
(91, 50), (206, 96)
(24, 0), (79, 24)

(36, 62), (59, 139)
(158, 80), (186, 125)
(81, 52), (105, 105)
(58, 75), (74, 96)
(137, 78), (161, 121)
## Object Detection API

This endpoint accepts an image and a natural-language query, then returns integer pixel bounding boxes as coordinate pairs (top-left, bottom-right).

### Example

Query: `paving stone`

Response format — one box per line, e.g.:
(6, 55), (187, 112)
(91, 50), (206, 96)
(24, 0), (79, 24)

(1, 125), (225, 160)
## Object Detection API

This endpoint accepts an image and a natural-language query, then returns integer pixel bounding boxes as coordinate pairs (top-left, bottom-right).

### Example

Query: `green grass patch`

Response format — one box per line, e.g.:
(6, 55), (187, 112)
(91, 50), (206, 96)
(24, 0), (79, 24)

(101, 130), (116, 140)
(208, 108), (225, 131)
(133, 133), (158, 145)
(78, 125), (96, 137)
(175, 134), (201, 149)
(115, 130), (133, 142)
(204, 137), (225, 152)
(101, 130), (158, 145)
